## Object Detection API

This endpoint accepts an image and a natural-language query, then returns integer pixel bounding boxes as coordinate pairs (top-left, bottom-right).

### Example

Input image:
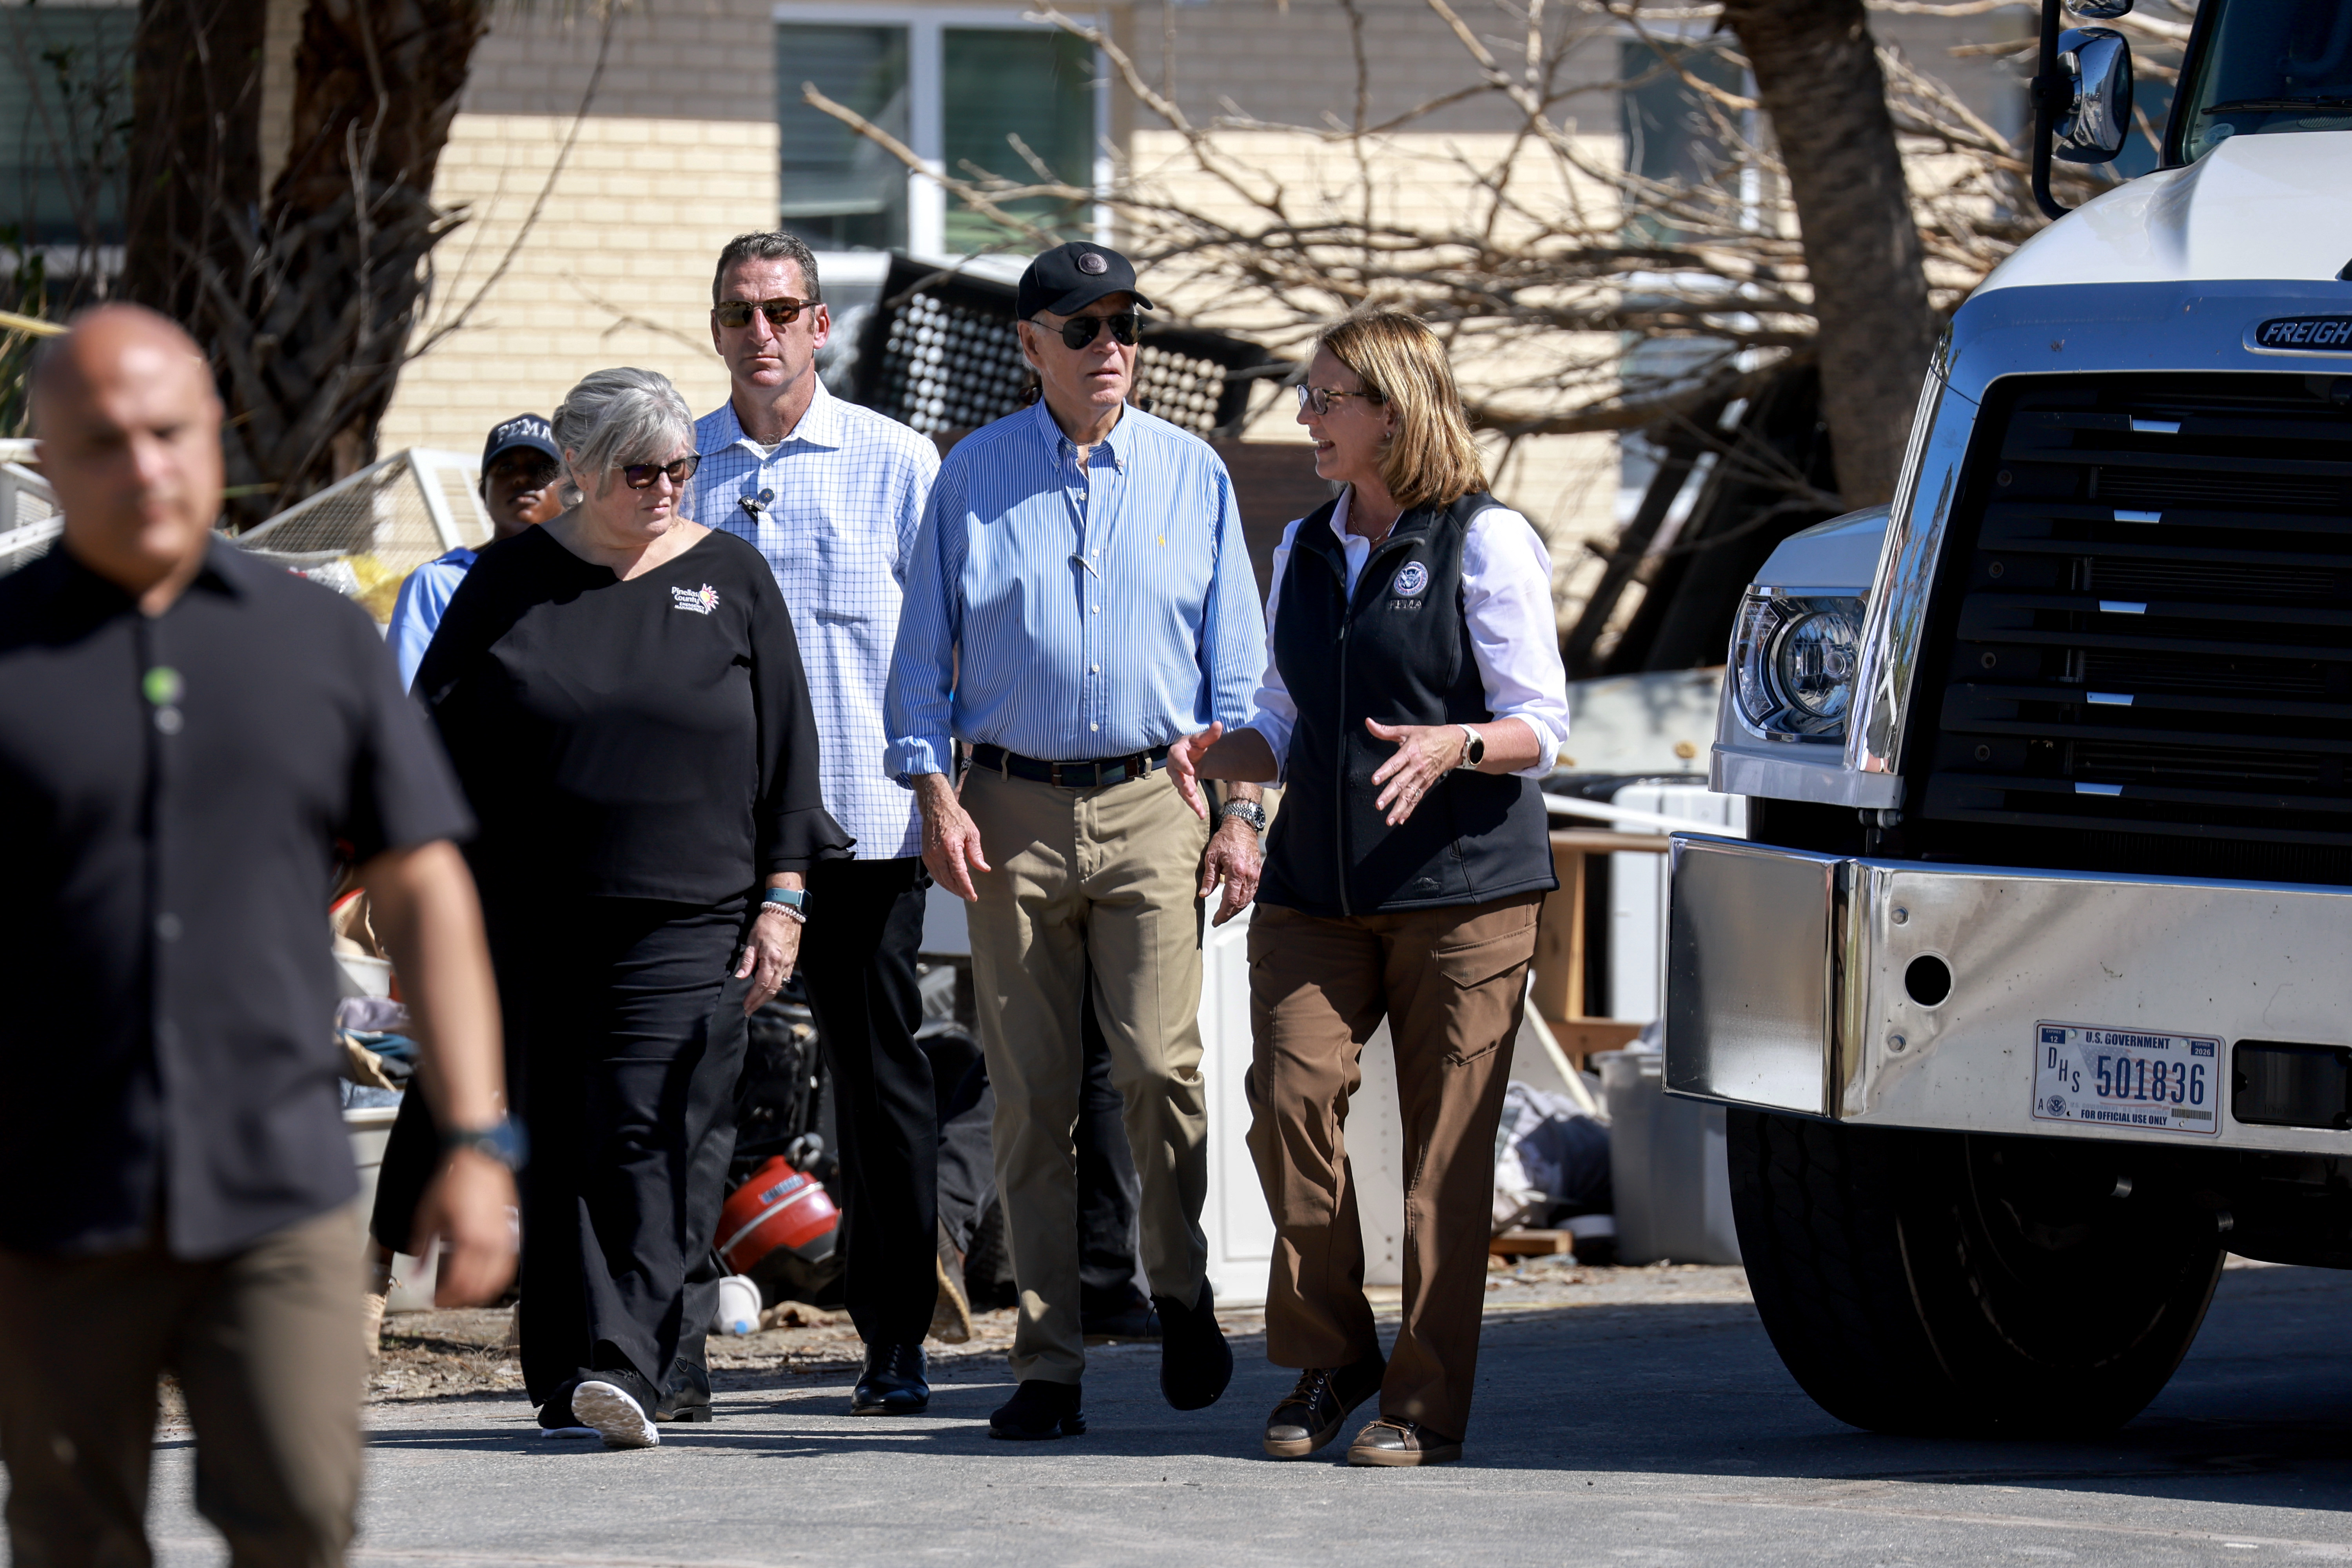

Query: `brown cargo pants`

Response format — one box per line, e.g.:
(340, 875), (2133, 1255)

(1245, 891), (1541, 1441)
(0, 1203), (366, 1568)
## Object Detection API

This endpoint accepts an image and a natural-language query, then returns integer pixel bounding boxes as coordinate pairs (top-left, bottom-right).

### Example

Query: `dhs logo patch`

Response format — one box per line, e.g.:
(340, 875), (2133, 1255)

(1390, 561), (1428, 601)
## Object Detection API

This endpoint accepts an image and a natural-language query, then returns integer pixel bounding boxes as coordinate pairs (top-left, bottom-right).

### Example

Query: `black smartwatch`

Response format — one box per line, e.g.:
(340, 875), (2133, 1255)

(441, 1117), (528, 1172)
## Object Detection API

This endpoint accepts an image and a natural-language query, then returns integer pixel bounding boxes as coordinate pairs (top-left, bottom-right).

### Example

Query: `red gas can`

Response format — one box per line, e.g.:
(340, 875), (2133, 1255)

(715, 1156), (839, 1276)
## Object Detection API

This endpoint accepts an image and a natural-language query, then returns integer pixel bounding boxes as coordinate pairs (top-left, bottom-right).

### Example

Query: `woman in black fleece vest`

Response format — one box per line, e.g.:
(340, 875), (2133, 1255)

(1167, 310), (1572, 1467)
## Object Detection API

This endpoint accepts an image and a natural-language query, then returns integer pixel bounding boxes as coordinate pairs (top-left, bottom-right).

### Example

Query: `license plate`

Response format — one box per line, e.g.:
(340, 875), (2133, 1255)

(2031, 1022), (2222, 1136)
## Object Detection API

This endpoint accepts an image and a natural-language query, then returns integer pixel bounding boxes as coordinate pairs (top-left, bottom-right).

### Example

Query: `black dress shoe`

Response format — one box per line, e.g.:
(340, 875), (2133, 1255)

(850, 1342), (930, 1416)
(1152, 1279), (1233, 1412)
(989, 1378), (1085, 1440)
(1082, 1294), (1161, 1343)
(1263, 1350), (1385, 1459)
(1346, 1417), (1463, 1467)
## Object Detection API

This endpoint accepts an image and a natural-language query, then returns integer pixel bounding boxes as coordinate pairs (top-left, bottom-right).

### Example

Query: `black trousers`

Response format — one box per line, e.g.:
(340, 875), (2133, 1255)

(515, 898), (751, 1414)
(799, 857), (935, 1346)
(936, 969), (1149, 1314)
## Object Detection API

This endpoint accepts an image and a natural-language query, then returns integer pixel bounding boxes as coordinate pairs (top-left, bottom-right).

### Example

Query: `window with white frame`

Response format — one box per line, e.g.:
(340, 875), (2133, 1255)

(775, 5), (1105, 258)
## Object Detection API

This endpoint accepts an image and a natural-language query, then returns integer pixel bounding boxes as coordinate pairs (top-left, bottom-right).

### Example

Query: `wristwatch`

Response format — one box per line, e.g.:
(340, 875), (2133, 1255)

(441, 1117), (528, 1171)
(1218, 798), (1269, 833)
(757, 887), (811, 923)
(1454, 725), (1486, 770)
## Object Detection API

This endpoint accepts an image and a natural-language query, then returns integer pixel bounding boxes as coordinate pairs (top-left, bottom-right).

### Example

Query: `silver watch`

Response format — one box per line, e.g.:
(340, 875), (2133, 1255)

(1218, 798), (1269, 833)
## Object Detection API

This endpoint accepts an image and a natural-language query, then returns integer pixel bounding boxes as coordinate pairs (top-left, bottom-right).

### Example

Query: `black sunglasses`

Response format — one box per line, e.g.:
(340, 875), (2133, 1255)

(1033, 311), (1140, 351)
(713, 296), (819, 330)
(1295, 383), (1387, 416)
(620, 454), (701, 490)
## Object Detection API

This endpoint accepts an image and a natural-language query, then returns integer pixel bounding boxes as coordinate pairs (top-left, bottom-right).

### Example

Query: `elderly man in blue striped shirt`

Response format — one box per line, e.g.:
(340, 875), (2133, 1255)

(885, 241), (1266, 1442)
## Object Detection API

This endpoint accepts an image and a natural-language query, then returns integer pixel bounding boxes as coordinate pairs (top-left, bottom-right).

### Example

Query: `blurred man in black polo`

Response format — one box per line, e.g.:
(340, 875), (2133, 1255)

(0, 305), (518, 1568)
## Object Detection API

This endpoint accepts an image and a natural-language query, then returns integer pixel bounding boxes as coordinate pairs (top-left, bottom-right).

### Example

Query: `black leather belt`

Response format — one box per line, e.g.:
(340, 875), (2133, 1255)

(971, 742), (1169, 789)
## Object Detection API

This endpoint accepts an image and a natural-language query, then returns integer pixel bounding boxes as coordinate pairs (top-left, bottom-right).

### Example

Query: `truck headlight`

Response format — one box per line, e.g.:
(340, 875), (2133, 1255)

(1731, 590), (1866, 741)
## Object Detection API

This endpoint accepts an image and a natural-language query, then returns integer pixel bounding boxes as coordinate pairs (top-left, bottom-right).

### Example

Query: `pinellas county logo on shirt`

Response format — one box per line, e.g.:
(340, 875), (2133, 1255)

(1391, 561), (1429, 597)
(671, 584), (720, 615)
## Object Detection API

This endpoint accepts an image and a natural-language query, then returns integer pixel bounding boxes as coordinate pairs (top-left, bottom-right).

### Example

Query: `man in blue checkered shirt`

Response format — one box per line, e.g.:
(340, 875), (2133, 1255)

(687, 232), (943, 1419)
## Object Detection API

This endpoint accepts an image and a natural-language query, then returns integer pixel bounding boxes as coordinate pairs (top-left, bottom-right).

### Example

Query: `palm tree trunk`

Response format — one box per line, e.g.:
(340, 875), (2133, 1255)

(120, 0), (266, 326)
(122, 2), (492, 524)
(1720, 0), (1938, 508)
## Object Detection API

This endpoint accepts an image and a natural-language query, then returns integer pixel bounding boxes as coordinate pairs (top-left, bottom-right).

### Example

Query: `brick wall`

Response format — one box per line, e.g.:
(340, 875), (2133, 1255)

(375, 0), (777, 456)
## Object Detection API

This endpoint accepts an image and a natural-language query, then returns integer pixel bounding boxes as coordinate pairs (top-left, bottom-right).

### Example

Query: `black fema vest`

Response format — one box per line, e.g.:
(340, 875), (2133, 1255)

(1258, 492), (1559, 918)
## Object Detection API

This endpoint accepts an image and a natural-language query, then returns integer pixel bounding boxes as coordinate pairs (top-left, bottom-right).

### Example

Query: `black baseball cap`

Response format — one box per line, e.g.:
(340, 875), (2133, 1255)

(1016, 241), (1155, 321)
(481, 413), (561, 473)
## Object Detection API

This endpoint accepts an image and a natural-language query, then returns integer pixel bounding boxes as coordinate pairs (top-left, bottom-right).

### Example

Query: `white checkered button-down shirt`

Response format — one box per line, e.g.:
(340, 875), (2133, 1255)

(690, 379), (939, 860)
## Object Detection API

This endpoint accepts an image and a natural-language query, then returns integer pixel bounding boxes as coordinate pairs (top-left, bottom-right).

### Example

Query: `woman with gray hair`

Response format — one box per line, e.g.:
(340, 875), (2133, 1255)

(415, 367), (848, 1448)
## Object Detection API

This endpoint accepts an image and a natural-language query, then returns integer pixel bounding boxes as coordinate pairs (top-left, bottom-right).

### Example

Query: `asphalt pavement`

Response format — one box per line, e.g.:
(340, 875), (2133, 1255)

(127, 1261), (2352, 1566)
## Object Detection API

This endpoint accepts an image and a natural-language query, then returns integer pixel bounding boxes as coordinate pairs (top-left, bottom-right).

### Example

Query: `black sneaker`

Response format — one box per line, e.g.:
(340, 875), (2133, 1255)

(1151, 1279), (1233, 1412)
(573, 1378), (660, 1450)
(536, 1381), (595, 1440)
(988, 1378), (1086, 1440)
(1263, 1350), (1385, 1459)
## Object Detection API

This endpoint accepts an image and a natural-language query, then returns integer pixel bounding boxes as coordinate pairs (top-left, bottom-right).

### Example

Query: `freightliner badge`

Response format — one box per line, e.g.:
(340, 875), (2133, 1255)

(2249, 315), (2352, 352)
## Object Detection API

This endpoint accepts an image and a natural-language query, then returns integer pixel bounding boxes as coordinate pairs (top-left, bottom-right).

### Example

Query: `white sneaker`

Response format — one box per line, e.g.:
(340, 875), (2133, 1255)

(572, 1380), (659, 1450)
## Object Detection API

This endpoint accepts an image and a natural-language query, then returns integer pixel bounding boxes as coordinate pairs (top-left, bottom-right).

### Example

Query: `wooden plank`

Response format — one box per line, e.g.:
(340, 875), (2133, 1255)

(1541, 1016), (1648, 1071)
(1529, 837), (1586, 1024)
(1490, 1229), (1575, 1257)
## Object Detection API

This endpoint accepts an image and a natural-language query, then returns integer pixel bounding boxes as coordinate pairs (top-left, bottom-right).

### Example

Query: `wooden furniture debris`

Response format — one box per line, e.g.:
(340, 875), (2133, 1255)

(1529, 827), (1666, 1069)
(1489, 1228), (1576, 1257)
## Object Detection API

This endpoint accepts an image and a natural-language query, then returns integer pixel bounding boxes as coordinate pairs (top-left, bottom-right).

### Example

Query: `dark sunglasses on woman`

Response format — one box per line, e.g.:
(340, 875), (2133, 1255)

(621, 454), (701, 490)
(1037, 312), (1140, 351)
(1294, 383), (1387, 416)
(713, 297), (818, 330)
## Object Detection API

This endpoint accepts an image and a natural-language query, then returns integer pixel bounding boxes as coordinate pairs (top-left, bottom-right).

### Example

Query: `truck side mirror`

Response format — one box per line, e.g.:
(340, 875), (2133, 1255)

(2030, 0), (2136, 218)
(2054, 29), (2134, 164)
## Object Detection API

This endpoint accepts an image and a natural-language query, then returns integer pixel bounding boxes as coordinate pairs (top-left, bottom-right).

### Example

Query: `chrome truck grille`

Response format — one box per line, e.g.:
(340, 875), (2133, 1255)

(1910, 374), (2352, 886)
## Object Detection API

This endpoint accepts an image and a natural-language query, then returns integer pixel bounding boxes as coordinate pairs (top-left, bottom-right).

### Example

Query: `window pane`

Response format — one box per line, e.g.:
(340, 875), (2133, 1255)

(777, 24), (909, 252)
(1618, 41), (1742, 248)
(942, 29), (1094, 254)
(0, 7), (135, 249)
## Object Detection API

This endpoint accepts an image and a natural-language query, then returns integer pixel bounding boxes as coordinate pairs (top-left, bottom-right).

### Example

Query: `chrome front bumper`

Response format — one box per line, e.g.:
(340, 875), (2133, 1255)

(1665, 834), (2352, 1152)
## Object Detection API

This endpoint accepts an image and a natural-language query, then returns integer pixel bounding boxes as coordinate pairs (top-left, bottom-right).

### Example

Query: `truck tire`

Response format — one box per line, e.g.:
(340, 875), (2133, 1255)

(1729, 1109), (2224, 1436)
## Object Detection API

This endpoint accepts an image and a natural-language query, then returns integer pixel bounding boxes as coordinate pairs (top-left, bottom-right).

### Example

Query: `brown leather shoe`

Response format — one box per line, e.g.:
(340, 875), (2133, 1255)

(1346, 1417), (1463, 1467)
(1263, 1351), (1385, 1458)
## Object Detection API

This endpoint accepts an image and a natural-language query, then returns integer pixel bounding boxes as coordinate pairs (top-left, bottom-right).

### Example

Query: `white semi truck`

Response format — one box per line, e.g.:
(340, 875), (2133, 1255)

(1668, 0), (2352, 1435)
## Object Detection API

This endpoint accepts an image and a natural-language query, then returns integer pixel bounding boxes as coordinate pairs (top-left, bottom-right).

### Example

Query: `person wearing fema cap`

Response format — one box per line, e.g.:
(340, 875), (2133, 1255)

(885, 240), (1268, 1441)
(386, 413), (564, 688)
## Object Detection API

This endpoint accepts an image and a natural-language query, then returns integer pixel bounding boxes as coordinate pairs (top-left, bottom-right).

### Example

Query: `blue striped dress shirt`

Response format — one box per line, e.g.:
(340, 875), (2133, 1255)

(691, 381), (940, 858)
(885, 399), (1265, 779)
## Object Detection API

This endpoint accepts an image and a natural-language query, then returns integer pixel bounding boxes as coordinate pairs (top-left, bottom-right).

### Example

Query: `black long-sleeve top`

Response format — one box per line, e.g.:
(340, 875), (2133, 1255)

(414, 526), (851, 906)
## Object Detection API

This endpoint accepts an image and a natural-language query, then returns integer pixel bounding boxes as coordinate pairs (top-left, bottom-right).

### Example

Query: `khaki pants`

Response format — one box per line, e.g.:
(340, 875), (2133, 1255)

(1246, 892), (1541, 1441)
(962, 763), (1211, 1385)
(0, 1205), (365, 1568)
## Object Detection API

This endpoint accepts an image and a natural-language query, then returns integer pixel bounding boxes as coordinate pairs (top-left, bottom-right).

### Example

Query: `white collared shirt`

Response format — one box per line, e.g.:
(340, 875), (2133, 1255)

(1242, 490), (1572, 779)
(690, 379), (941, 858)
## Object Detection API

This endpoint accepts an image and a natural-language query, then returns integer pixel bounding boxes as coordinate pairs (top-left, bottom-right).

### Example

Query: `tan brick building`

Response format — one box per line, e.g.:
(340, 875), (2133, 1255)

(356, 0), (2027, 614)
